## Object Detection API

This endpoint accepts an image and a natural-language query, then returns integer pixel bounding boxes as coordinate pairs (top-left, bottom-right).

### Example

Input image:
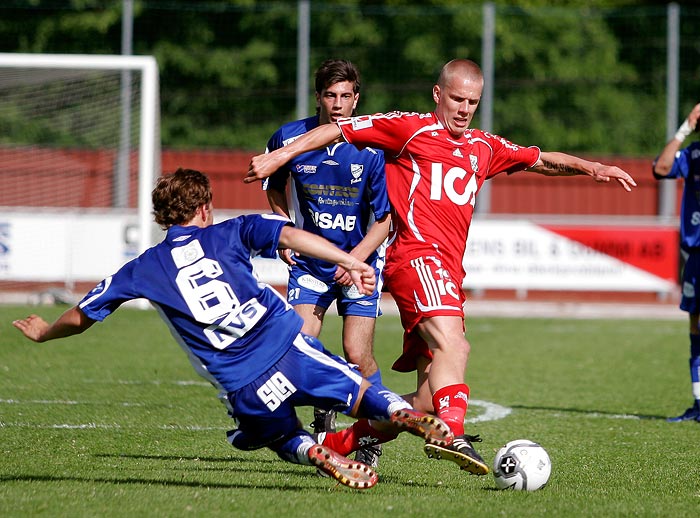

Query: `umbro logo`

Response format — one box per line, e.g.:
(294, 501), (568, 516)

(322, 159), (339, 166)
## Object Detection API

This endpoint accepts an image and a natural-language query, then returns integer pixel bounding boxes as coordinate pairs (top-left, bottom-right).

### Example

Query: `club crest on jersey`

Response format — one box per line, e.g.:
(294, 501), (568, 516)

(470, 154), (479, 172)
(350, 163), (364, 184)
(296, 164), (317, 174)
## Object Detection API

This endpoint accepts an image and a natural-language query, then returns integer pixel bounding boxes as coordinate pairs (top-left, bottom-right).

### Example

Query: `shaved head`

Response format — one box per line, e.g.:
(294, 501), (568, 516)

(433, 59), (484, 138)
(437, 59), (483, 89)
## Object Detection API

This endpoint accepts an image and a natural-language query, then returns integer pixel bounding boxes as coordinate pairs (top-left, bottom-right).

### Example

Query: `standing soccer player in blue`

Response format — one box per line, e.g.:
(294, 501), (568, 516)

(654, 102), (700, 422)
(263, 60), (391, 465)
(11, 168), (452, 490)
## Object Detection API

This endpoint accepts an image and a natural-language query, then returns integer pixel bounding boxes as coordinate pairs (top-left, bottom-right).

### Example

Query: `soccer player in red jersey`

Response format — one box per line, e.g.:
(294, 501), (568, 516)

(246, 59), (636, 475)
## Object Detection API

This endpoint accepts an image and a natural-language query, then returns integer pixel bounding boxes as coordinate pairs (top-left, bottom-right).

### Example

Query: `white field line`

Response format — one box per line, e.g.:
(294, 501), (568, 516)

(0, 396), (641, 432)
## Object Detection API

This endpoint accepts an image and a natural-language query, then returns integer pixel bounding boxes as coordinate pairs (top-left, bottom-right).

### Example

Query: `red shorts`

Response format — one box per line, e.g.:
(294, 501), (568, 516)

(385, 255), (466, 372)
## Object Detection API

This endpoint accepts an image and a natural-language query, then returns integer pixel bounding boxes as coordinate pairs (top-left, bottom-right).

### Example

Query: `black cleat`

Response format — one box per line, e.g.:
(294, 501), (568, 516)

(354, 443), (382, 469)
(311, 408), (337, 433)
(667, 401), (700, 422)
(424, 434), (490, 475)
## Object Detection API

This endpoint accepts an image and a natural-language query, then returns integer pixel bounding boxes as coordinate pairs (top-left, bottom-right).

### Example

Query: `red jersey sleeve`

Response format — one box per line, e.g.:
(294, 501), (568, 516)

(481, 131), (540, 178)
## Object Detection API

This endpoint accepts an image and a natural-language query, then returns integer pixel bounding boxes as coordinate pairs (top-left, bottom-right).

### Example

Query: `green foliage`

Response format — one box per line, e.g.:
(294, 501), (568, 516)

(1, 306), (699, 516)
(0, 2), (697, 155)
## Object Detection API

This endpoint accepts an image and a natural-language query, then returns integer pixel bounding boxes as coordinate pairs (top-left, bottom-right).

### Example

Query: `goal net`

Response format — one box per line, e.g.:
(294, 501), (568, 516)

(0, 53), (160, 303)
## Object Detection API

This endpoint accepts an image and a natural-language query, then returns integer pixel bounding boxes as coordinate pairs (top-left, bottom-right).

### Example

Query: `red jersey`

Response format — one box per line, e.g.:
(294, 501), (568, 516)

(338, 111), (540, 283)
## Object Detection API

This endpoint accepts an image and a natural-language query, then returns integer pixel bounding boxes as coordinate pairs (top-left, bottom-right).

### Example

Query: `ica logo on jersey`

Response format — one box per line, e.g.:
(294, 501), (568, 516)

(430, 162), (479, 206)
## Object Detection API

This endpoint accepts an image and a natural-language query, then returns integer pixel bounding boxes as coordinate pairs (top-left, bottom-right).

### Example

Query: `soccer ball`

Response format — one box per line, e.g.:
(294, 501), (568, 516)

(493, 439), (551, 491)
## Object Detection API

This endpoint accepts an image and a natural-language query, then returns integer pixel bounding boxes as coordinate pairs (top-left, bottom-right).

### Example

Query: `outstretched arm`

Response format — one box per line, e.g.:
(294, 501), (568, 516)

(528, 152), (637, 192)
(246, 124), (343, 183)
(654, 103), (700, 177)
(278, 225), (376, 296)
(13, 306), (96, 343)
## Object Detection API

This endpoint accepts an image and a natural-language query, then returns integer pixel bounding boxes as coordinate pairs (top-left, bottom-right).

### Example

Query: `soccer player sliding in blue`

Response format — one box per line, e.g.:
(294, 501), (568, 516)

(654, 103), (700, 423)
(12, 168), (452, 490)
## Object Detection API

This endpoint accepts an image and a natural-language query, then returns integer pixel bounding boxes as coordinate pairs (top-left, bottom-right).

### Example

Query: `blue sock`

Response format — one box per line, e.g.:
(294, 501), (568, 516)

(358, 382), (410, 421)
(274, 431), (316, 465)
(367, 369), (383, 385)
(690, 334), (700, 402)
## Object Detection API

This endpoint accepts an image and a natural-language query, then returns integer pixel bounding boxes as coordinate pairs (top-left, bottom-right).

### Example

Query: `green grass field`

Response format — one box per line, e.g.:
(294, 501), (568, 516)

(1, 304), (699, 517)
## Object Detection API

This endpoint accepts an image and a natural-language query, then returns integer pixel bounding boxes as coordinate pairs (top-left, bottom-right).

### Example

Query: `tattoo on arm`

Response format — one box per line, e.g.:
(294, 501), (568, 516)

(540, 158), (579, 175)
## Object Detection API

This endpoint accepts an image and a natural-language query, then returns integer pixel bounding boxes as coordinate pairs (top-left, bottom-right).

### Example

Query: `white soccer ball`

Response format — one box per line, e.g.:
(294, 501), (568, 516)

(493, 439), (552, 491)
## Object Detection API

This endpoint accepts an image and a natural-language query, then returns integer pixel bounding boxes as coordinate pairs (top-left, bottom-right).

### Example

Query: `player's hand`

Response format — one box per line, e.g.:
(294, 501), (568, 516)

(12, 314), (50, 342)
(279, 248), (298, 266)
(333, 266), (353, 287)
(590, 164), (637, 192)
(346, 261), (376, 296)
(688, 103), (700, 131)
(245, 153), (280, 184)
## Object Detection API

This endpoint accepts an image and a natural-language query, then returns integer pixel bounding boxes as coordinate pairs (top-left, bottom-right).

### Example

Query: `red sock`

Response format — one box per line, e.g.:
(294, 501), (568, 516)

(432, 384), (469, 436)
(320, 419), (398, 456)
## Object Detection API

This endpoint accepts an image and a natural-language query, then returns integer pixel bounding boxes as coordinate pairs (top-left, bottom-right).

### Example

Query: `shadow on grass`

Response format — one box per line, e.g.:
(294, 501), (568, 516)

(93, 452), (276, 464)
(509, 403), (668, 421)
(88, 453), (440, 489)
(0, 470), (340, 491)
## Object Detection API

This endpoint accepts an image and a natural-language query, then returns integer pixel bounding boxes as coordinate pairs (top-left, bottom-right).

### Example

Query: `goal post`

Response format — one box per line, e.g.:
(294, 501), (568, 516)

(0, 53), (160, 300)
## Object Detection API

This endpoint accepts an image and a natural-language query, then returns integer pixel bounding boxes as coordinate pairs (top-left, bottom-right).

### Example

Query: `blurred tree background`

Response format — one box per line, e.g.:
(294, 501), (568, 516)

(1, 0), (699, 155)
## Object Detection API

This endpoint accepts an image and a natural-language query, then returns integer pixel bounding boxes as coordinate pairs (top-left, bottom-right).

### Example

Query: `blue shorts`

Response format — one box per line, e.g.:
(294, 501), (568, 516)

(227, 332), (364, 449)
(680, 249), (700, 314)
(287, 264), (382, 318)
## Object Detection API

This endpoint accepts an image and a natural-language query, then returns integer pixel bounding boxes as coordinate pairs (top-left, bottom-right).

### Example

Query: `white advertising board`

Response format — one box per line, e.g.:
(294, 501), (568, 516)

(463, 220), (677, 293)
(0, 213), (678, 294)
(0, 211), (142, 282)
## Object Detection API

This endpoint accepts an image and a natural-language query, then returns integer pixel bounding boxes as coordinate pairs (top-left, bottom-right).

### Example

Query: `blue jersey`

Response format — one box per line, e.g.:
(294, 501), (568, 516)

(655, 141), (700, 249)
(78, 214), (302, 392)
(263, 116), (390, 281)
